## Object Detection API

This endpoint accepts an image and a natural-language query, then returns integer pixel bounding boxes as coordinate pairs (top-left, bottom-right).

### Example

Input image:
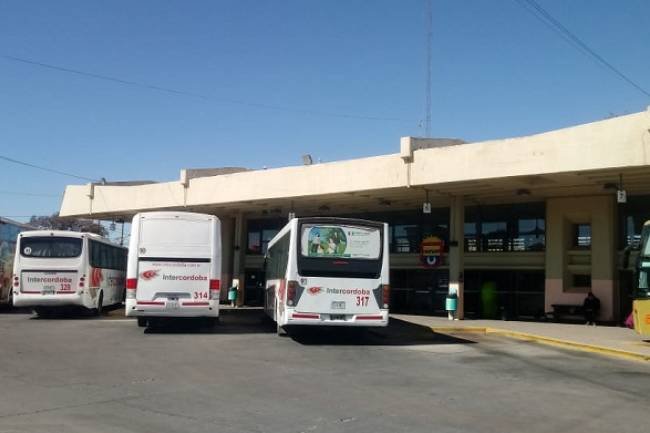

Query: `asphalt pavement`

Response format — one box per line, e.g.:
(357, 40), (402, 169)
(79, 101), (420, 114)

(0, 308), (648, 433)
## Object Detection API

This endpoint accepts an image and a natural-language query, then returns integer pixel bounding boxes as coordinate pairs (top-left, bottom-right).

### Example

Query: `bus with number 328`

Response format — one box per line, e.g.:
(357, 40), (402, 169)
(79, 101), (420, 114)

(12, 230), (127, 316)
(264, 217), (390, 335)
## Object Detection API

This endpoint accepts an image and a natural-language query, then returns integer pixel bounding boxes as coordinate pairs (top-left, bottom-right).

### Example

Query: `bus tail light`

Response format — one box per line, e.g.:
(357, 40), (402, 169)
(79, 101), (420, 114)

(13, 275), (19, 288)
(209, 279), (220, 300)
(126, 278), (137, 299)
(79, 276), (85, 288)
(382, 284), (390, 309)
(286, 280), (304, 307)
(374, 284), (390, 309)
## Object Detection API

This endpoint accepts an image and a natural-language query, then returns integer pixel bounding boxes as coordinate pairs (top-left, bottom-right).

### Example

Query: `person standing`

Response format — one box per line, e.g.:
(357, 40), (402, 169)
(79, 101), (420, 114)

(583, 292), (601, 326)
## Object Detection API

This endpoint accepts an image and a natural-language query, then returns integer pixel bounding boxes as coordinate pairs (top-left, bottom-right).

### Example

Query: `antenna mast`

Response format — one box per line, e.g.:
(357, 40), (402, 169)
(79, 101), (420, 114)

(425, 0), (432, 137)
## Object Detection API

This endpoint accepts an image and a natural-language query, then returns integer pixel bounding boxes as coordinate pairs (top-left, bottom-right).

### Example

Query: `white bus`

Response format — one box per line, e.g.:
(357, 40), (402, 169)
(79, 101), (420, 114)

(12, 230), (127, 316)
(264, 217), (390, 334)
(1, 217), (32, 307)
(125, 211), (221, 327)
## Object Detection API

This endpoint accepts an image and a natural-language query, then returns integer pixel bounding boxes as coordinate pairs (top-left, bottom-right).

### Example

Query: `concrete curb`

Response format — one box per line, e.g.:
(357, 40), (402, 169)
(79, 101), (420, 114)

(429, 326), (650, 363)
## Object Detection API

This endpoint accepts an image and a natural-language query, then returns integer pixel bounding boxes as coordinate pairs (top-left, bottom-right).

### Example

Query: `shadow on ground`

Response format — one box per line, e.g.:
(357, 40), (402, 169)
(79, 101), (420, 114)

(288, 318), (476, 346)
(26, 304), (124, 320)
(142, 308), (275, 335)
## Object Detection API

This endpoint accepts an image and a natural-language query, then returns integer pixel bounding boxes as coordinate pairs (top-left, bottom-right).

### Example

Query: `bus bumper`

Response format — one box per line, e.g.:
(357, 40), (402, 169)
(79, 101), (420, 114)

(125, 299), (219, 318)
(13, 292), (85, 308)
(285, 310), (389, 327)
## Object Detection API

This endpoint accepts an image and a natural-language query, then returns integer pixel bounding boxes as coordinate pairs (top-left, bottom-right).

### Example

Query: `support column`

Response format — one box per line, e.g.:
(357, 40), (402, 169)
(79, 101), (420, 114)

(232, 213), (247, 306)
(219, 217), (235, 302)
(449, 196), (465, 319)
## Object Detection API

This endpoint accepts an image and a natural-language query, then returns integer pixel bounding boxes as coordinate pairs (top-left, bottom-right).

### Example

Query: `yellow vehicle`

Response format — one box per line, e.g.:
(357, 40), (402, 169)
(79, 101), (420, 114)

(632, 221), (650, 336)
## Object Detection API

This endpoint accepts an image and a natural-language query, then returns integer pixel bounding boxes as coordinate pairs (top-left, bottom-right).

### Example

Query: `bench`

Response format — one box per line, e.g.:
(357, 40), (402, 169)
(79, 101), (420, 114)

(548, 304), (585, 322)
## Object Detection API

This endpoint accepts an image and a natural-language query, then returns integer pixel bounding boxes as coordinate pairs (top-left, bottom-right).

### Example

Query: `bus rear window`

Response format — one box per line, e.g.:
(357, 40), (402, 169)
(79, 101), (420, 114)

(298, 224), (382, 278)
(20, 237), (82, 258)
(300, 224), (380, 259)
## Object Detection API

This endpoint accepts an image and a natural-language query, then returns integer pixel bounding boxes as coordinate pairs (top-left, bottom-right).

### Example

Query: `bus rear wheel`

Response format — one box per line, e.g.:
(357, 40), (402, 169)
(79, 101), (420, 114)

(137, 317), (147, 327)
(93, 293), (103, 316)
(34, 307), (53, 318)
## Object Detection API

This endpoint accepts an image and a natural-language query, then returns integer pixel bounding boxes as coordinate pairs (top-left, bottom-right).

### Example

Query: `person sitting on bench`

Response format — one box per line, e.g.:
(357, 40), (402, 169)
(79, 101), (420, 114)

(583, 291), (600, 326)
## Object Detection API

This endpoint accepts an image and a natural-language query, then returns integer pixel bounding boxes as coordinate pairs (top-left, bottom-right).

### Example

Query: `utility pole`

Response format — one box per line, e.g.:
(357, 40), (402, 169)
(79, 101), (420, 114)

(425, 0), (432, 138)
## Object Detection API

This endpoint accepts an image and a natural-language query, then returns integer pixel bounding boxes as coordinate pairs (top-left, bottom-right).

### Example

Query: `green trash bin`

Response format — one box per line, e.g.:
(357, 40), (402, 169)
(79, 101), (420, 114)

(481, 281), (498, 319)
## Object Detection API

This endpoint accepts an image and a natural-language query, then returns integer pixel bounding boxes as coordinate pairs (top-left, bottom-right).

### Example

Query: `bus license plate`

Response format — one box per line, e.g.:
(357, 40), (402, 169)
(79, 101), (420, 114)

(330, 314), (345, 321)
(331, 301), (346, 310)
(166, 300), (180, 310)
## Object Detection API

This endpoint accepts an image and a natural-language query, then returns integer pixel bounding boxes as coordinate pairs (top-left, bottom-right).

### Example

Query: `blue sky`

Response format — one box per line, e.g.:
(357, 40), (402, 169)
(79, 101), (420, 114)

(1, 0), (649, 223)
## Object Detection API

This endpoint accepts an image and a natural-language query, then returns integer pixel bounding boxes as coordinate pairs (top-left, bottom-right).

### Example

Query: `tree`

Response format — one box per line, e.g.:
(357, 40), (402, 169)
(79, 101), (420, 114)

(29, 213), (107, 237)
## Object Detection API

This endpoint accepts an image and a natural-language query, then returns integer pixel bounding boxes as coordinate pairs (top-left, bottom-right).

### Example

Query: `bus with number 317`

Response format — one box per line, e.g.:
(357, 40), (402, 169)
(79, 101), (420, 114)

(264, 217), (390, 335)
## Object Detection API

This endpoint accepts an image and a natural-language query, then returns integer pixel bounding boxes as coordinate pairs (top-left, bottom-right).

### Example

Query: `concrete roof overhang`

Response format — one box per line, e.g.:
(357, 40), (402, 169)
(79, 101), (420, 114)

(59, 108), (650, 220)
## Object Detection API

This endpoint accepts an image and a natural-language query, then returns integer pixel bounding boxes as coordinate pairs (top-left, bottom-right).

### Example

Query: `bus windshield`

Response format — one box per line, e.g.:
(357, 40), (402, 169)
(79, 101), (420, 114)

(298, 223), (382, 278)
(20, 237), (82, 258)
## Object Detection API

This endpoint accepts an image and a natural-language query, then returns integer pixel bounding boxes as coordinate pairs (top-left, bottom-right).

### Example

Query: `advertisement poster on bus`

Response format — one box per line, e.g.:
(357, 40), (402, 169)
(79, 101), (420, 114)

(300, 225), (380, 259)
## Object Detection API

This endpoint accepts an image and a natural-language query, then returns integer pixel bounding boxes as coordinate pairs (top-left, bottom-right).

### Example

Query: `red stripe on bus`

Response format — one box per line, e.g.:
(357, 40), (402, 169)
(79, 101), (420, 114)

(292, 313), (320, 319)
(356, 315), (384, 320)
(20, 291), (40, 294)
(183, 302), (210, 306)
(136, 301), (165, 306)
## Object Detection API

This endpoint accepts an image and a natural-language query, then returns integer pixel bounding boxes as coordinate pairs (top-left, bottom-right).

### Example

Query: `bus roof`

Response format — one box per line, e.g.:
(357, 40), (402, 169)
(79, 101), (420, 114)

(18, 230), (123, 247)
(133, 211), (218, 221)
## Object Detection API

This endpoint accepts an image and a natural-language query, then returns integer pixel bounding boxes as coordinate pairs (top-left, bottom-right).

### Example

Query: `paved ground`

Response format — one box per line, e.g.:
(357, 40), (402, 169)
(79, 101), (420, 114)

(394, 314), (650, 359)
(0, 308), (649, 433)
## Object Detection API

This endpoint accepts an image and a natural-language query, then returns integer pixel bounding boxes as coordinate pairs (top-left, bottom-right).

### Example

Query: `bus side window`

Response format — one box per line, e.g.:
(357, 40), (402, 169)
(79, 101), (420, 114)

(90, 241), (99, 268)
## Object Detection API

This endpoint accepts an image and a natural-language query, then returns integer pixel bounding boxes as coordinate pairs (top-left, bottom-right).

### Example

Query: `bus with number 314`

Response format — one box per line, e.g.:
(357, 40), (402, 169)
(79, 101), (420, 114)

(125, 211), (222, 327)
(264, 217), (390, 335)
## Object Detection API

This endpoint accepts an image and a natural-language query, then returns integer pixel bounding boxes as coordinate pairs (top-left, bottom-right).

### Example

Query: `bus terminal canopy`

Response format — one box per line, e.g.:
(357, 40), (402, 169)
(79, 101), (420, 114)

(59, 108), (650, 220)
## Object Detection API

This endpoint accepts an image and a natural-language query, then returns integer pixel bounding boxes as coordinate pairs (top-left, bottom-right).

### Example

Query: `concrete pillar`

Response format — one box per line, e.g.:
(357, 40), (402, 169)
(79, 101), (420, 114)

(219, 217), (235, 302)
(448, 196), (465, 319)
(545, 196), (617, 321)
(232, 213), (246, 306)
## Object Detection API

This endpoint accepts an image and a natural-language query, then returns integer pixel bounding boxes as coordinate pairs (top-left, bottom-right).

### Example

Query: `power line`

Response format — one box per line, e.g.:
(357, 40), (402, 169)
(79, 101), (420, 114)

(1, 54), (406, 122)
(0, 155), (98, 182)
(515, 0), (650, 98)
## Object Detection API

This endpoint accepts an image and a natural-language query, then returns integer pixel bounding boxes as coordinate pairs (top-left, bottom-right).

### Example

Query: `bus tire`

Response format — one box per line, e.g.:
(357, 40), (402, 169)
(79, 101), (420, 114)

(205, 317), (219, 328)
(94, 292), (104, 316)
(137, 317), (147, 327)
(34, 307), (52, 318)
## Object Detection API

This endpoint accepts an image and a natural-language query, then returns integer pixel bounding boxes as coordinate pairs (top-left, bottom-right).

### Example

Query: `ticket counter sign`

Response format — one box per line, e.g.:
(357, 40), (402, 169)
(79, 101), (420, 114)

(420, 236), (444, 268)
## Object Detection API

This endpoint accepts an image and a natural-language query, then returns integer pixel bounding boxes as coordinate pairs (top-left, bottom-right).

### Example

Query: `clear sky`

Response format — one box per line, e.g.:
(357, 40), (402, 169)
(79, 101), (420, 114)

(1, 0), (649, 224)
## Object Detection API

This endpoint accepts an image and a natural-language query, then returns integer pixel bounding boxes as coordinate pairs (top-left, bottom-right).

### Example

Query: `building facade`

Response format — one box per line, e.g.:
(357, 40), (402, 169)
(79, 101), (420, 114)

(59, 109), (650, 322)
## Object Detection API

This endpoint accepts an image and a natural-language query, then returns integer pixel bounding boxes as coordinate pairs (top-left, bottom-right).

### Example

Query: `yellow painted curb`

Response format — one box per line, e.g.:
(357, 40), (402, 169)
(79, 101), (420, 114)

(430, 326), (650, 363)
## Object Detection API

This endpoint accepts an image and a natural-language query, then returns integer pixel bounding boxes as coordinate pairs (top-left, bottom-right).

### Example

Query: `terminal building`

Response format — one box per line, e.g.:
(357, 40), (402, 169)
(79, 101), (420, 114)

(59, 108), (650, 323)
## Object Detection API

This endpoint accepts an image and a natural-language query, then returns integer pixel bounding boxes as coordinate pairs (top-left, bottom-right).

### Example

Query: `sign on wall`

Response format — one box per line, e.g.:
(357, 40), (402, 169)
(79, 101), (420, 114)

(420, 235), (444, 268)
